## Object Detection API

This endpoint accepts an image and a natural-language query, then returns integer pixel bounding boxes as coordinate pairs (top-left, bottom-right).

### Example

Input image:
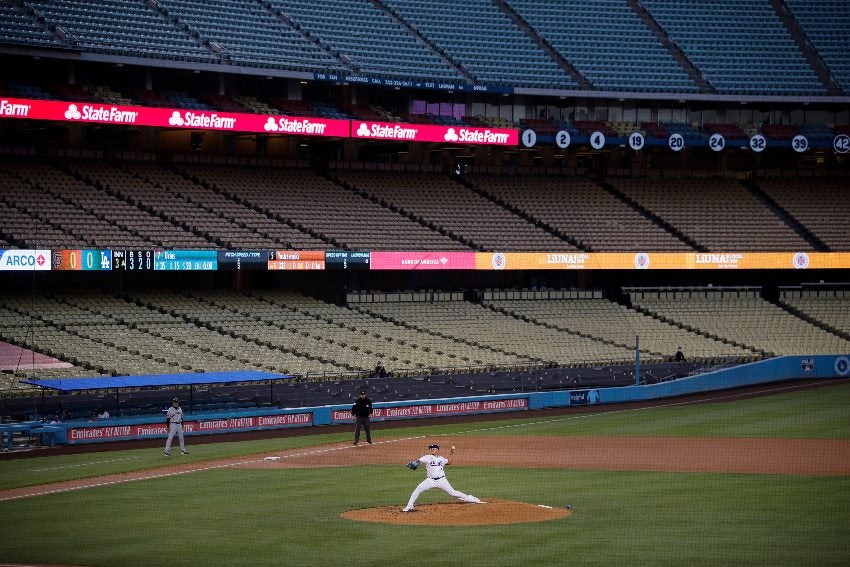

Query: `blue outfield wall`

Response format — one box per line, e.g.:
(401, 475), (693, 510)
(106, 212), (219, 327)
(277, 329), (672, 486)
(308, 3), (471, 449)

(38, 354), (850, 444)
(598, 354), (850, 405)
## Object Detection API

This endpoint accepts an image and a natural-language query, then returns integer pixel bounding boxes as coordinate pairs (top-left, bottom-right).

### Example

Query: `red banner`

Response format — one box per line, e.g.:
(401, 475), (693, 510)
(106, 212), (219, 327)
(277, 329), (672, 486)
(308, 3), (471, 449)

(352, 120), (517, 145)
(0, 97), (348, 137)
(0, 97), (519, 145)
(331, 397), (527, 422)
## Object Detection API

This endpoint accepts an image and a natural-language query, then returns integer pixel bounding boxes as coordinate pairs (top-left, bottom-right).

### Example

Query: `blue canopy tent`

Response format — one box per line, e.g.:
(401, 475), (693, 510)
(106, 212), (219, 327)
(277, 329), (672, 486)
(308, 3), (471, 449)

(21, 370), (293, 417)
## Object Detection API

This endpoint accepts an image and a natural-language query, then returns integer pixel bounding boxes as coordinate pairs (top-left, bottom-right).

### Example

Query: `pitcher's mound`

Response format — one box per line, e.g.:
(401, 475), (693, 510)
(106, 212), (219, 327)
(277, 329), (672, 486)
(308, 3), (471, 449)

(341, 498), (571, 525)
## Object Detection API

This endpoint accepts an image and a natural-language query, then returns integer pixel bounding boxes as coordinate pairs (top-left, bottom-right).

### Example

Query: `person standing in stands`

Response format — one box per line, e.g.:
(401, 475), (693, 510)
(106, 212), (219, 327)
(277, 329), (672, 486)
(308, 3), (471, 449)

(373, 360), (388, 378)
(674, 346), (686, 362)
(164, 398), (188, 456)
(351, 390), (373, 446)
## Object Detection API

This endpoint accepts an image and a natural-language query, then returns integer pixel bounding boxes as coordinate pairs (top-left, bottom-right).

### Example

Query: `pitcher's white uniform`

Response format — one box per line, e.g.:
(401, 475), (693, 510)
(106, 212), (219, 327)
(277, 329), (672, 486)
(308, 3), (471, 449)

(164, 399), (187, 456)
(403, 444), (481, 512)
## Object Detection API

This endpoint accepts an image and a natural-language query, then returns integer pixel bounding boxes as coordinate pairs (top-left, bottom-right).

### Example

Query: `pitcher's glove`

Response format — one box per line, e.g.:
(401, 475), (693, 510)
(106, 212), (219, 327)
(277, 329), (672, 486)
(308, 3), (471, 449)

(406, 460), (419, 470)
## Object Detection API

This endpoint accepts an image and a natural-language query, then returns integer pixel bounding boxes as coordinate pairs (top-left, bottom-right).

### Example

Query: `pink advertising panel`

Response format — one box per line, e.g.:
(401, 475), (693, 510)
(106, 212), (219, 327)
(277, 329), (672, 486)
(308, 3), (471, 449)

(0, 97), (349, 137)
(351, 120), (517, 145)
(369, 251), (477, 270)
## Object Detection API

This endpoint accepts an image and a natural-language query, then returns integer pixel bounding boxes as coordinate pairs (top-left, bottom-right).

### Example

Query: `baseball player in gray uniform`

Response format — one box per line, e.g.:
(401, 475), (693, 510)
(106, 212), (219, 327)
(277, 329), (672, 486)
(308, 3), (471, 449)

(403, 443), (482, 512)
(164, 398), (188, 456)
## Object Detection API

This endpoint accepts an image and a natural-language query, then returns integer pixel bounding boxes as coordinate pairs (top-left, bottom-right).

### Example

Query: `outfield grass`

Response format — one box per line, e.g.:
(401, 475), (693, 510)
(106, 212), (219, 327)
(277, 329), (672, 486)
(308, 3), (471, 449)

(1, 381), (848, 566)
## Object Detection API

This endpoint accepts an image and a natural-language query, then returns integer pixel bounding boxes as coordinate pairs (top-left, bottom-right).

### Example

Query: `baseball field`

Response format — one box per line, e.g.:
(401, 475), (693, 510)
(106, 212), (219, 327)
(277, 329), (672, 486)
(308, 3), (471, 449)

(1, 380), (849, 566)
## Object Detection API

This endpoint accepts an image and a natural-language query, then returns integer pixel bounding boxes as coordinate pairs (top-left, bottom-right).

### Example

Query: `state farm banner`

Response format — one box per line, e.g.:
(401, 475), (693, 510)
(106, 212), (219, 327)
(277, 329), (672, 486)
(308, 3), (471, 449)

(0, 97), (348, 137)
(370, 251), (476, 270)
(67, 412), (312, 443)
(1, 97), (518, 144)
(331, 397), (528, 423)
(352, 120), (517, 146)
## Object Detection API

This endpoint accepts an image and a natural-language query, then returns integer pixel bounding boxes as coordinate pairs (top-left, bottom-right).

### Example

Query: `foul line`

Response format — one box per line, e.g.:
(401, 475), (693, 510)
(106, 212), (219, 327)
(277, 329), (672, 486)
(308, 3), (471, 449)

(30, 456), (140, 473)
(0, 380), (829, 501)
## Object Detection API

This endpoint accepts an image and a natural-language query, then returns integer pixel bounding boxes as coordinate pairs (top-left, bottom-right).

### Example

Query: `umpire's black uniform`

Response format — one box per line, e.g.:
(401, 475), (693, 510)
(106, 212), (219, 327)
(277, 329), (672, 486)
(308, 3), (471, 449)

(352, 390), (373, 445)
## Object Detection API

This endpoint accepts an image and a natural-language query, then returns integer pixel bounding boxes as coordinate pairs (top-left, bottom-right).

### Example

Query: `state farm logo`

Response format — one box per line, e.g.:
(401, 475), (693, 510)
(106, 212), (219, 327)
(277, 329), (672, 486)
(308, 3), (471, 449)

(792, 252), (810, 269)
(442, 127), (511, 144)
(634, 253), (650, 269)
(264, 117), (328, 134)
(491, 252), (506, 270)
(457, 128), (510, 144)
(167, 111), (236, 129)
(65, 104), (82, 120)
(65, 103), (138, 123)
(356, 122), (418, 140)
(0, 99), (31, 117)
(168, 111), (185, 126)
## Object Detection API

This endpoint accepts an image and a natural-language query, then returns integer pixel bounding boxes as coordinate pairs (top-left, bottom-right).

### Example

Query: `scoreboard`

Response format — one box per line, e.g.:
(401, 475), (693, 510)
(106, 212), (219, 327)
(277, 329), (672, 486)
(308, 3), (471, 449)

(52, 250), (113, 271)
(113, 250), (155, 271)
(325, 251), (370, 270)
(154, 250), (217, 271)
(7, 249), (850, 272)
(267, 250), (325, 271)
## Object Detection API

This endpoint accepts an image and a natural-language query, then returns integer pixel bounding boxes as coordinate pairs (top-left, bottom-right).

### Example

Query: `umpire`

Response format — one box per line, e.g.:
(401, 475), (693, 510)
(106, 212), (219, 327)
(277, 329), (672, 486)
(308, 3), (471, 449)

(352, 390), (373, 445)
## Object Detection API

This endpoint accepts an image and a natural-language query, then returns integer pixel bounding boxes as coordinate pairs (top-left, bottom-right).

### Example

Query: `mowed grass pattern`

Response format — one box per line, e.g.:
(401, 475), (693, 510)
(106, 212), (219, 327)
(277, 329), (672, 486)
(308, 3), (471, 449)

(0, 381), (848, 566)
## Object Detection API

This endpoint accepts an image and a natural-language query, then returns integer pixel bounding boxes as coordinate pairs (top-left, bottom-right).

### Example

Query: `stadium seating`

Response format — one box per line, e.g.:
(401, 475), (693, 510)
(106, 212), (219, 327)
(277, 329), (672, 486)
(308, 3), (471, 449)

(482, 290), (754, 360)
(641, 0), (824, 94)
(507, 0), (697, 92)
(358, 297), (636, 366)
(631, 288), (850, 356)
(381, 0), (577, 88)
(608, 178), (811, 251)
(177, 164), (464, 250)
(25, 0), (217, 62)
(756, 178), (850, 251)
(779, 289), (850, 335)
(334, 170), (572, 251)
(0, 2), (64, 48)
(468, 174), (691, 251)
(154, 0), (342, 71)
(785, 1), (850, 91)
(266, 0), (461, 81)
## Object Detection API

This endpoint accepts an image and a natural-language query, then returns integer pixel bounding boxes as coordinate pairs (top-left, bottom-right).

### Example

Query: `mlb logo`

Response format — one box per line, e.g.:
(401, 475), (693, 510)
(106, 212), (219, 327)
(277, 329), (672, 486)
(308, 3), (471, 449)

(801, 358), (814, 372)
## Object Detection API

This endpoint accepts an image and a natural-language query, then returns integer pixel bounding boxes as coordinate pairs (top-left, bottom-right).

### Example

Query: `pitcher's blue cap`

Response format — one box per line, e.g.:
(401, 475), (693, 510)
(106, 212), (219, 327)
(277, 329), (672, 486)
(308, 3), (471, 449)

(428, 444), (439, 449)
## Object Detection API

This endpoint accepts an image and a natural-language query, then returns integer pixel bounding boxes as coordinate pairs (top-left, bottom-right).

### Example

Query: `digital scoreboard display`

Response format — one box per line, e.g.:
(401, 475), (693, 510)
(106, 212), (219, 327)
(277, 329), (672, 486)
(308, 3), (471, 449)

(267, 250), (325, 271)
(154, 250), (217, 271)
(113, 250), (154, 271)
(217, 250), (274, 271)
(52, 250), (112, 271)
(325, 251), (370, 270)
